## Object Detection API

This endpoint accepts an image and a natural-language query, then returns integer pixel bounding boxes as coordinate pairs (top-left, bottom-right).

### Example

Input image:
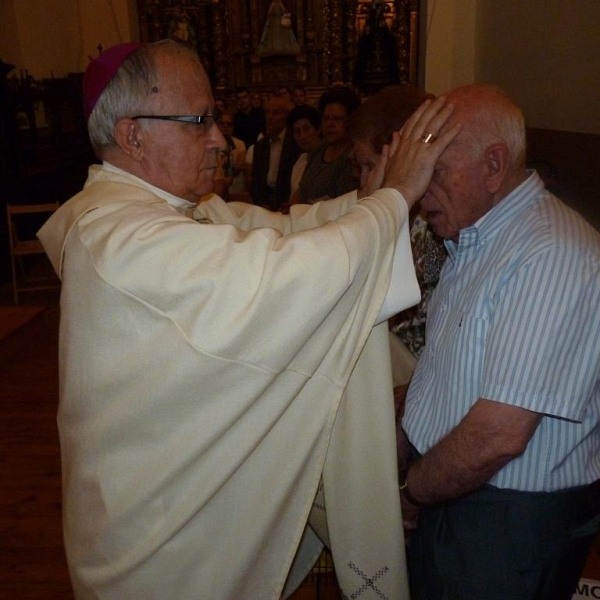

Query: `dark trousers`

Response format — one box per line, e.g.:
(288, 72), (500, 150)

(408, 482), (600, 600)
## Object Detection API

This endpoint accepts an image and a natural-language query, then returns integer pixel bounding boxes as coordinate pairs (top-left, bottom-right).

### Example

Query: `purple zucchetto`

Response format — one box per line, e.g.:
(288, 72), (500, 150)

(83, 42), (144, 122)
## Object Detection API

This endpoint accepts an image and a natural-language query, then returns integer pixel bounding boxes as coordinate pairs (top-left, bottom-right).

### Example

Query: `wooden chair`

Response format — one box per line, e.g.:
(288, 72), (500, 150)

(6, 202), (60, 304)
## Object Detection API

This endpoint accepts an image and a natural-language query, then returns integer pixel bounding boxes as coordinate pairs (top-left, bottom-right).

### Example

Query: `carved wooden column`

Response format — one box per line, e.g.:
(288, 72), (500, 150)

(345, 0), (358, 87)
(248, 0), (262, 86)
(249, 0), (261, 48)
(240, 0), (252, 53)
(393, 0), (412, 84)
(408, 0), (419, 84)
(150, 4), (165, 41)
(211, 0), (227, 91)
(328, 0), (345, 84)
(195, 4), (211, 76)
(305, 0), (316, 51)
(296, 0), (305, 44)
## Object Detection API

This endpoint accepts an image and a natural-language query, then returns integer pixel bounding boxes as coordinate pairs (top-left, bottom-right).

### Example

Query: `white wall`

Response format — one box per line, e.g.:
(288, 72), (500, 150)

(475, 0), (600, 134)
(0, 0), (138, 80)
(424, 0), (600, 134)
(0, 0), (21, 70)
(423, 0), (478, 95)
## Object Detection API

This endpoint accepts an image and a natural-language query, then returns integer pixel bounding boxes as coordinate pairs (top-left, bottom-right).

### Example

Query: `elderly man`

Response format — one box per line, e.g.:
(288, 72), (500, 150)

(249, 94), (301, 210)
(400, 84), (600, 600)
(38, 40), (457, 599)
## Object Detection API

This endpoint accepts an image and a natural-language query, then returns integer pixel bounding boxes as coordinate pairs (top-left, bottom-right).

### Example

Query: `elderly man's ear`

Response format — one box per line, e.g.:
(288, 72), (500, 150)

(484, 144), (510, 194)
(114, 119), (144, 159)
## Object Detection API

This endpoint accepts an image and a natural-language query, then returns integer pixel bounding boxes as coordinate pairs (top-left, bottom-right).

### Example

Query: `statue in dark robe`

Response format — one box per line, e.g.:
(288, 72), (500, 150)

(354, 0), (400, 94)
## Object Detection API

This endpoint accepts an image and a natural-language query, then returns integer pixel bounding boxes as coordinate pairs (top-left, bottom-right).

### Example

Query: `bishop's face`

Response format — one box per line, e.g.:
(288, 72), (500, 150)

(136, 51), (226, 203)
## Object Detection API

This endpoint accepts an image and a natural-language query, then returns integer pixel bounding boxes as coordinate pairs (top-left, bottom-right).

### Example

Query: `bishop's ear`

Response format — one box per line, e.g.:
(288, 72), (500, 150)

(484, 144), (509, 194)
(114, 118), (143, 159)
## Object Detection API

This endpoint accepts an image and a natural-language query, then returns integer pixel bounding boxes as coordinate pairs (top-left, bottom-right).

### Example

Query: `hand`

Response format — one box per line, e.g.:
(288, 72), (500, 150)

(393, 383), (409, 422)
(401, 493), (420, 535)
(382, 96), (462, 208)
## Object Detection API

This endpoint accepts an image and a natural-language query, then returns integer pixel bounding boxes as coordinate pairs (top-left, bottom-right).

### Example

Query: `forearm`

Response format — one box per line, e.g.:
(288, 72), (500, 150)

(407, 428), (513, 505)
(404, 398), (542, 505)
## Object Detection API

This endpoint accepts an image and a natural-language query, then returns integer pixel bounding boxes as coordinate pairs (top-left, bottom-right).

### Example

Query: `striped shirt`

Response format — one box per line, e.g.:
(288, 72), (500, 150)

(403, 172), (600, 491)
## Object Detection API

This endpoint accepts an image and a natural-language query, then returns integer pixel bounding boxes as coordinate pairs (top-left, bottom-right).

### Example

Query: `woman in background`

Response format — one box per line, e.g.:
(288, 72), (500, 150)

(290, 86), (360, 205)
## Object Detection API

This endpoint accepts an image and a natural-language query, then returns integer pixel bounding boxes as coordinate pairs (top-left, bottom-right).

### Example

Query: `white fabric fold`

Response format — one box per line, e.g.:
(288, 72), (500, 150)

(38, 167), (418, 599)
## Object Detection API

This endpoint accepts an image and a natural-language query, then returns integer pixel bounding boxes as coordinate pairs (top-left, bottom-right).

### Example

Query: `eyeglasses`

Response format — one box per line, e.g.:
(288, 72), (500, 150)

(131, 114), (219, 133)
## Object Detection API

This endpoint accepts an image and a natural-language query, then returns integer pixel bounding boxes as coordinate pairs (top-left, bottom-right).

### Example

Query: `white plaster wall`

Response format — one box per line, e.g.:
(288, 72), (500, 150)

(0, 0), (138, 79)
(76, 0), (139, 73)
(475, 0), (600, 134)
(0, 0), (22, 71)
(12, 0), (78, 79)
(423, 0), (478, 95)
(423, 0), (600, 133)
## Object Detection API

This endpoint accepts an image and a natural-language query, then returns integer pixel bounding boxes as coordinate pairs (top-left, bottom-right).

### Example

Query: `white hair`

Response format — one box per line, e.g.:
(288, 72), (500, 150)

(87, 40), (201, 156)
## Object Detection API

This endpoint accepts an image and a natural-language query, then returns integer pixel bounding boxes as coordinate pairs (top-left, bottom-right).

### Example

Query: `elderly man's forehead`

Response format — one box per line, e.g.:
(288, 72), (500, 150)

(437, 96), (473, 141)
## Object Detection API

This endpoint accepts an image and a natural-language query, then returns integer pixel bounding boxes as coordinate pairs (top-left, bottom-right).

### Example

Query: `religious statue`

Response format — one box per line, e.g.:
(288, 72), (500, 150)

(168, 13), (196, 46)
(353, 0), (400, 93)
(256, 0), (301, 57)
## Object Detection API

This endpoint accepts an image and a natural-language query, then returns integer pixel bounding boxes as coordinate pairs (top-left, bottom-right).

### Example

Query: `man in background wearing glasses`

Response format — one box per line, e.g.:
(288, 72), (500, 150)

(38, 40), (458, 600)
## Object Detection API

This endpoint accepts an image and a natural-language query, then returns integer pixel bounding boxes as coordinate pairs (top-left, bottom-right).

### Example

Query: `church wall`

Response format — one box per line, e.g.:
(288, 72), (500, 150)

(0, 0), (21, 70)
(424, 0), (599, 135)
(475, 0), (600, 135)
(0, 0), (138, 79)
(422, 0), (478, 95)
(10, 0), (79, 79)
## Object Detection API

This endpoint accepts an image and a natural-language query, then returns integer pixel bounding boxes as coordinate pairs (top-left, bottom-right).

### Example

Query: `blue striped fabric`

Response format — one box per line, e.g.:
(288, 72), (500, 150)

(403, 172), (600, 491)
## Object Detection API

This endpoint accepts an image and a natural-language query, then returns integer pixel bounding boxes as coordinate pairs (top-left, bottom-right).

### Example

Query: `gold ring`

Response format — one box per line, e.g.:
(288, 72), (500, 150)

(421, 132), (437, 144)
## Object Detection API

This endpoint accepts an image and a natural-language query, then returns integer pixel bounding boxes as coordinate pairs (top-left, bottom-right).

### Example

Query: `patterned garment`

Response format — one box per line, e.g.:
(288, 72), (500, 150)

(297, 142), (358, 204)
(390, 214), (447, 357)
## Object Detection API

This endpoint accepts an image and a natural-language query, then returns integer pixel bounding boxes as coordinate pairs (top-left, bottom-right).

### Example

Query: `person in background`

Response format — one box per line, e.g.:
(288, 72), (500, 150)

(349, 85), (446, 394)
(37, 39), (460, 600)
(277, 85), (294, 109)
(251, 91), (263, 110)
(214, 96), (226, 116)
(291, 86), (360, 205)
(250, 94), (301, 210)
(400, 83), (600, 600)
(233, 85), (265, 149)
(287, 103), (322, 201)
(292, 84), (309, 106)
(216, 111), (247, 200)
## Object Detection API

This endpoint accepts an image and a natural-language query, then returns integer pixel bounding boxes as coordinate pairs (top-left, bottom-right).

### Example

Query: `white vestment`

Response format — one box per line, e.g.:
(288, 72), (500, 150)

(38, 164), (419, 600)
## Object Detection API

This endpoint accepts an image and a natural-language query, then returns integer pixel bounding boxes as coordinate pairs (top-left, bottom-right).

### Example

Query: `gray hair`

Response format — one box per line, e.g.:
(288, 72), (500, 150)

(447, 84), (526, 170)
(87, 40), (200, 156)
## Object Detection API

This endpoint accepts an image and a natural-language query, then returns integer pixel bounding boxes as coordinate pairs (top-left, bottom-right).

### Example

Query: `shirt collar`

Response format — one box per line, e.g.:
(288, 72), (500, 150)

(445, 170), (545, 261)
(102, 162), (196, 210)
